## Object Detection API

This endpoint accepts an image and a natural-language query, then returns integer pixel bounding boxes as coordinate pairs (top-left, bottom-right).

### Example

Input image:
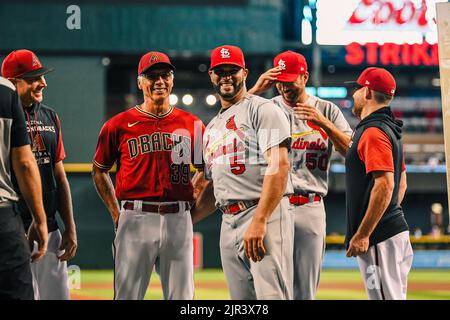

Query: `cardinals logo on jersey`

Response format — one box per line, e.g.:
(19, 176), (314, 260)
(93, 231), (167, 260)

(226, 115), (245, 141)
(306, 121), (328, 140)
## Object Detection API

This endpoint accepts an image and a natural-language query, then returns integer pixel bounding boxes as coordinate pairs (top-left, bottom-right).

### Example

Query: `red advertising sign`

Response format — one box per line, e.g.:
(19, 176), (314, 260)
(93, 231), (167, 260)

(348, 0), (431, 28)
(316, 0), (445, 45)
(345, 42), (438, 66)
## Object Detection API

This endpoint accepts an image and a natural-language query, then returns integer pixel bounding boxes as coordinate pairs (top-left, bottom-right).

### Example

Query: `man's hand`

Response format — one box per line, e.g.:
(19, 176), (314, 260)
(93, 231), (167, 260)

(346, 233), (369, 257)
(243, 217), (267, 262)
(28, 221), (48, 262)
(58, 229), (78, 261)
(293, 102), (329, 128)
(248, 67), (282, 95)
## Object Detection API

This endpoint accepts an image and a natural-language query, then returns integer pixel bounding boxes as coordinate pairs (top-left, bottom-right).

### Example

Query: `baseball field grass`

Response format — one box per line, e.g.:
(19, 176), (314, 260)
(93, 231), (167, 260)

(69, 269), (450, 300)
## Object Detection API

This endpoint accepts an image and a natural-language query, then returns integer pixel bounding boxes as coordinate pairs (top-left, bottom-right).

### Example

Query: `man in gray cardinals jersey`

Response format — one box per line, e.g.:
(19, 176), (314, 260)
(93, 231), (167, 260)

(249, 51), (352, 300)
(191, 45), (294, 300)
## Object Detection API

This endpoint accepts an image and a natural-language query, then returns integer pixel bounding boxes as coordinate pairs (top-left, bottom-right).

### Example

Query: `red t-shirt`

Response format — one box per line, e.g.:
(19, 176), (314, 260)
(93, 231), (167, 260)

(357, 127), (406, 174)
(93, 106), (204, 201)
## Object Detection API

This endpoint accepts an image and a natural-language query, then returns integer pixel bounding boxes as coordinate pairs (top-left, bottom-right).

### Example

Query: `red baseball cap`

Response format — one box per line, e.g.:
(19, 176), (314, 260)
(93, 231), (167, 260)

(2, 49), (53, 79)
(273, 51), (308, 82)
(138, 51), (175, 75)
(346, 67), (396, 96)
(210, 45), (245, 70)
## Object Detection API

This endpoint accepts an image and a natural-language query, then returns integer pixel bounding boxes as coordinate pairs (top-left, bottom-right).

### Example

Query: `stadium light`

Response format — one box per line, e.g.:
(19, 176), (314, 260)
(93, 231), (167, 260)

(169, 94), (178, 105)
(182, 94), (194, 106)
(206, 95), (217, 106)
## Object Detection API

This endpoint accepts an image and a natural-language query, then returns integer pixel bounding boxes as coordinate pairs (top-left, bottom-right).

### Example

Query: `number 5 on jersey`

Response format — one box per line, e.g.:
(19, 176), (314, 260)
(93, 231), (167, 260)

(230, 155), (246, 175)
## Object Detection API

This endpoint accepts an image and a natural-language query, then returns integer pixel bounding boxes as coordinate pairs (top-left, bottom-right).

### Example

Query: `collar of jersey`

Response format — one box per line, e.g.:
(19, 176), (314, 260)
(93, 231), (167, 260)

(24, 102), (41, 114)
(218, 94), (251, 116)
(135, 105), (174, 119)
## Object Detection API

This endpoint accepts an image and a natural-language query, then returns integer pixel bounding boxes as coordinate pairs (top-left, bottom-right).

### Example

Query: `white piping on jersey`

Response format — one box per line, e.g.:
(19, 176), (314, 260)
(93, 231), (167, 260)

(135, 105), (174, 119)
(93, 159), (113, 170)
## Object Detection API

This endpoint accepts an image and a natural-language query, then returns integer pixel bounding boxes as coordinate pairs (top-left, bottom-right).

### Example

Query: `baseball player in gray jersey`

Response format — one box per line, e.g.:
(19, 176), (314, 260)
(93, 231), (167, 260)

(191, 45), (294, 300)
(249, 51), (353, 300)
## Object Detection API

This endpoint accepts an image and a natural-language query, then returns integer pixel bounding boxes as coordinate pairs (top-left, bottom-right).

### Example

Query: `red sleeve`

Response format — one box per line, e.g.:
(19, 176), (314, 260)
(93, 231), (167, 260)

(402, 148), (406, 172)
(192, 118), (205, 170)
(357, 127), (394, 174)
(93, 120), (117, 170)
(55, 113), (66, 163)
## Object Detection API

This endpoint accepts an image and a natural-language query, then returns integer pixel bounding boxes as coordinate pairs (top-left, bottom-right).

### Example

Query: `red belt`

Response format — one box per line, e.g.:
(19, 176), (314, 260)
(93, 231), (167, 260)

(123, 201), (184, 214)
(289, 194), (321, 206)
(220, 199), (259, 215)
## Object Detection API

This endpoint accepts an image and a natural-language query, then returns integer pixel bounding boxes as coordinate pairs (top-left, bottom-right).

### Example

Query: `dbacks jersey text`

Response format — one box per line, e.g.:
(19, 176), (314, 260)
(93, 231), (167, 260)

(93, 106), (204, 201)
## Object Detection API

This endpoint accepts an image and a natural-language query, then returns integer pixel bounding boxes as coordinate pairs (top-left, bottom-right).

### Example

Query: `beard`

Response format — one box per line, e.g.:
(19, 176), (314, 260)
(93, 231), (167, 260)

(213, 79), (243, 101)
(281, 90), (299, 105)
(352, 103), (362, 118)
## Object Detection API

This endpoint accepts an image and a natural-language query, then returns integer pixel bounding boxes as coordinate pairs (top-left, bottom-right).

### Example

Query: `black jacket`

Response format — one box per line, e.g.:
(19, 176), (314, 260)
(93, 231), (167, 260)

(345, 107), (409, 248)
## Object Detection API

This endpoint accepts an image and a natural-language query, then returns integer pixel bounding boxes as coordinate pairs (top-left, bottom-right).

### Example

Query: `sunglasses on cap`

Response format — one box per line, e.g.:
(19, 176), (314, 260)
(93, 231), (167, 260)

(212, 67), (241, 77)
(141, 70), (174, 81)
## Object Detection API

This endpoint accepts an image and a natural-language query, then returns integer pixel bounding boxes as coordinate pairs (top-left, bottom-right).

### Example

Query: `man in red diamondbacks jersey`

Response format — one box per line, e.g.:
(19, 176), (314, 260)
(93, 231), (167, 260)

(92, 51), (205, 300)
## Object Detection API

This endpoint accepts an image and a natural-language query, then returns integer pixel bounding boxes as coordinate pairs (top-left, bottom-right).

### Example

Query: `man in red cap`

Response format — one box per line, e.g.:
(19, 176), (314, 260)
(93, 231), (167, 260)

(92, 51), (206, 300)
(248, 50), (352, 300)
(2, 49), (77, 300)
(192, 45), (295, 299)
(344, 67), (412, 300)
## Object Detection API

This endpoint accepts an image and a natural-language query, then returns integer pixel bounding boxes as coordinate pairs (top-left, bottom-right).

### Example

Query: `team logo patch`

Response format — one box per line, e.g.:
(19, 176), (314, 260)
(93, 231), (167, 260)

(220, 48), (230, 59)
(32, 133), (46, 152)
(278, 59), (286, 70)
(150, 53), (160, 63)
(31, 53), (40, 67)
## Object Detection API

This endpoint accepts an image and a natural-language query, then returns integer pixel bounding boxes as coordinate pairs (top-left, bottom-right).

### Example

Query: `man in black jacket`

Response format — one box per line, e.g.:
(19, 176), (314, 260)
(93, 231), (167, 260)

(344, 67), (413, 300)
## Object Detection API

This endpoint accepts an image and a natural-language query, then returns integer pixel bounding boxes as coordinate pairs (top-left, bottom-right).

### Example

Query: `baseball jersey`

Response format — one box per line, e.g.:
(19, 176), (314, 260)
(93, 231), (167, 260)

(203, 94), (293, 207)
(0, 78), (29, 204)
(14, 102), (66, 232)
(272, 95), (352, 197)
(93, 106), (204, 201)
